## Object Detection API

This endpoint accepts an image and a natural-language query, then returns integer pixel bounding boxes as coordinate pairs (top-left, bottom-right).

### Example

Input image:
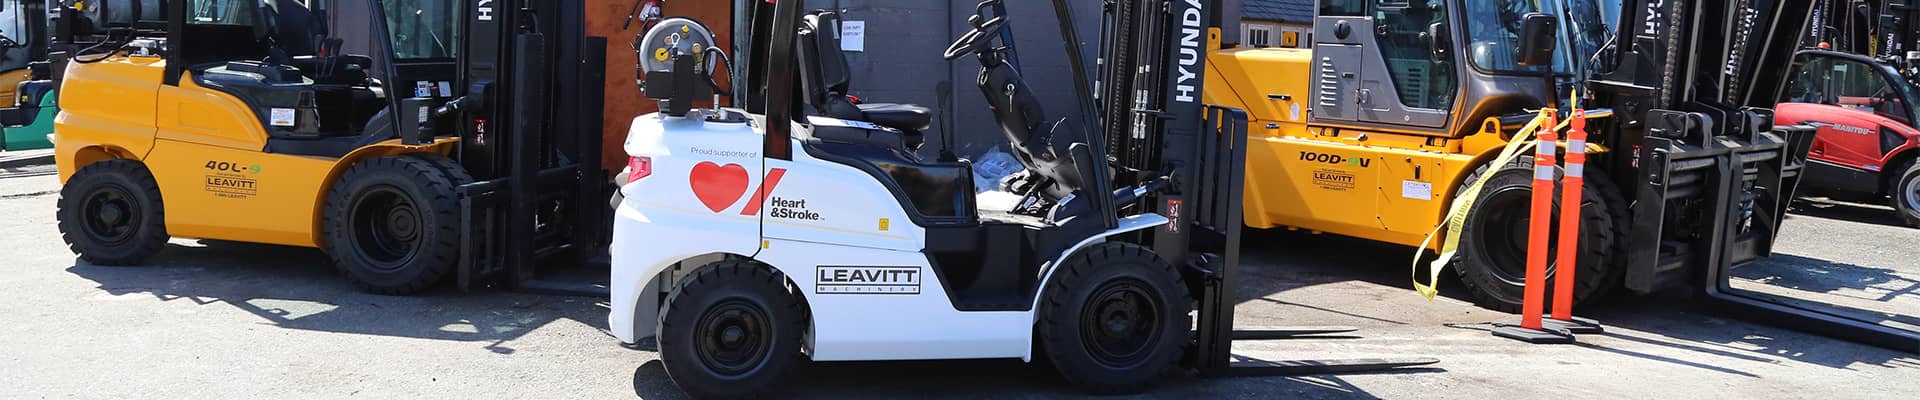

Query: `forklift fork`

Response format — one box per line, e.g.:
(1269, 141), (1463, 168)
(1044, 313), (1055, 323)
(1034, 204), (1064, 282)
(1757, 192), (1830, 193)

(1630, 109), (1920, 353)
(1186, 107), (1440, 376)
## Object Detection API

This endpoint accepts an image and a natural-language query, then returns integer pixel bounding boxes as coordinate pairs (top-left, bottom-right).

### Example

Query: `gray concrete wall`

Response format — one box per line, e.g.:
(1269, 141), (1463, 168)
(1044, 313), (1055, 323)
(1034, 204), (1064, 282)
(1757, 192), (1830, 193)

(804, 0), (1101, 158)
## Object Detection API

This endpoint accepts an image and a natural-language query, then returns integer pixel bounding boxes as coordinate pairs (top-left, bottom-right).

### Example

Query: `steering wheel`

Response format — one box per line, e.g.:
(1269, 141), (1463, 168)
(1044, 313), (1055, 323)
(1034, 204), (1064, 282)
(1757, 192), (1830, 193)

(943, 16), (1005, 61)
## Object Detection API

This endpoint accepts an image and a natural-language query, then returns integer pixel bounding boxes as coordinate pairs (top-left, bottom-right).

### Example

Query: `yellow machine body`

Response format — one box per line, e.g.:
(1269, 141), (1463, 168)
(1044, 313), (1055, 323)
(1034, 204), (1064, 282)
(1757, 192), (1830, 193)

(1204, 46), (1568, 249)
(54, 55), (455, 248)
(0, 68), (30, 103)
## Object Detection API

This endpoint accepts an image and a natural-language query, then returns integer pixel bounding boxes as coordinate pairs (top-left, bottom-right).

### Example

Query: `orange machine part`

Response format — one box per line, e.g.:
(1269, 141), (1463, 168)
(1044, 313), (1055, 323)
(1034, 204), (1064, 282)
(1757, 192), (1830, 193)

(586, 0), (734, 172)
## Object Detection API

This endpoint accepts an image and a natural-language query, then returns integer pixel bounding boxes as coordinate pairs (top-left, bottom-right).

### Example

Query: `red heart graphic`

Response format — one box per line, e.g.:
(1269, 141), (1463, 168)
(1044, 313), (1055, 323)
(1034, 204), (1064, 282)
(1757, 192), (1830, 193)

(690, 162), (751, 213)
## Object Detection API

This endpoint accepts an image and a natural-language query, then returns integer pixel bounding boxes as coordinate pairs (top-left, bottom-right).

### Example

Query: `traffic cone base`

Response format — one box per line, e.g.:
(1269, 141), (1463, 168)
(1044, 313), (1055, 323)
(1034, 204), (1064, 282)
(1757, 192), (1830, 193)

(1543, 317), (1605, 334)
(1492, 323), (1576, 344)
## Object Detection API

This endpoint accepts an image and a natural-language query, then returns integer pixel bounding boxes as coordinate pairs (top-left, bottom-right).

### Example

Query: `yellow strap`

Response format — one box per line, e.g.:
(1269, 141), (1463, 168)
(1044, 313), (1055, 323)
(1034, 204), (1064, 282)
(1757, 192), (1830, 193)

(1411, 109), (1568, 300)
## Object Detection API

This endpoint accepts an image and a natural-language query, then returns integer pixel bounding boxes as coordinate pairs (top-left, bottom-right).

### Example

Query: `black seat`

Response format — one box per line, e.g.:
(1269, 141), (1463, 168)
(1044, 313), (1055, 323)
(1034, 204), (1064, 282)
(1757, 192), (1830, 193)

(796, 11), (933, 148)
(255, 0), (382, 137)
(857, 103), (934, 132)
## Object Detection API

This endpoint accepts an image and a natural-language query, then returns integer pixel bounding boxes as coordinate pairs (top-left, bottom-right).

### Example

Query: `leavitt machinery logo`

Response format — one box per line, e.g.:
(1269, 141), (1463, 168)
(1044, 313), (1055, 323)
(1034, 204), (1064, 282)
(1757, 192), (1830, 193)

(204, 161), (261, 199)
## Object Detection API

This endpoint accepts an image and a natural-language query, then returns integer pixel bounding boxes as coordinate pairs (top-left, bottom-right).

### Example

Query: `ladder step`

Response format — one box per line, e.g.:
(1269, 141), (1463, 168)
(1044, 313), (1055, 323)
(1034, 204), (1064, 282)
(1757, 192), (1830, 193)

(1224, 357), (1440, 377)
(1231, 326), (1360, 340)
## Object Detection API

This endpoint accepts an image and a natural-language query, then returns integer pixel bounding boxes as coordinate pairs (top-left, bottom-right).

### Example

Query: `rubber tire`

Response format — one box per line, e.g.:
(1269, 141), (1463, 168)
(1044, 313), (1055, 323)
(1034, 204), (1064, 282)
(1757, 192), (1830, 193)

(1038, 242), (1190, 395)
(57, 159), (169, 265)
(657, 261), (805, 400)
(321, 155), (462, 295)
(413, 153), (475, 188)
(1450, 157), (1622, 313)
(1890, 159), (1920, 228)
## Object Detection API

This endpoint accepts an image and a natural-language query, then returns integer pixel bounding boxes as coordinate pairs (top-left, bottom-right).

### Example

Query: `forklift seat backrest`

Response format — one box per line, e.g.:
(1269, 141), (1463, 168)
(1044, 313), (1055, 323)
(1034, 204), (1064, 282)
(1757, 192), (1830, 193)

(794, 10), (935, 145)
(265, 0), (318, 57)
(798, 11), (852, 106)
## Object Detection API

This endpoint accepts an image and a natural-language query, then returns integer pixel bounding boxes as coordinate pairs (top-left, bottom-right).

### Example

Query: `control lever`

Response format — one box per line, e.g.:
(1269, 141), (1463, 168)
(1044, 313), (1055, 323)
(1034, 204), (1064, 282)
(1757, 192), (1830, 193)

(434, 96), (472, 118)
(1069, 143), (1118, 229)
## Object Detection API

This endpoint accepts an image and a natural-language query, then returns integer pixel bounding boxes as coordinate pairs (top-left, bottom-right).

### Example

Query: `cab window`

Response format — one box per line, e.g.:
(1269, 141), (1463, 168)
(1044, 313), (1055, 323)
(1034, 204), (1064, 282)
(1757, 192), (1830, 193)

(382, 0), (460, 60)
(0, 0), (34, 72)
(189, 0), (256, 25)
(1373, 0), (1456, 110)
(1462, 0), (1607, 76)
(1788, 56), (1916, 125)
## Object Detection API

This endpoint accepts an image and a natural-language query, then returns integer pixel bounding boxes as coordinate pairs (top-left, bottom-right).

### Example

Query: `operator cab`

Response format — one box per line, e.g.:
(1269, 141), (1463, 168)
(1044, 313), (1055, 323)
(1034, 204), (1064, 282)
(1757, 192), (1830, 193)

(169, 0), (453, 157)
(1308, 0), (1610, 137)
(781, 7), (1101, 225)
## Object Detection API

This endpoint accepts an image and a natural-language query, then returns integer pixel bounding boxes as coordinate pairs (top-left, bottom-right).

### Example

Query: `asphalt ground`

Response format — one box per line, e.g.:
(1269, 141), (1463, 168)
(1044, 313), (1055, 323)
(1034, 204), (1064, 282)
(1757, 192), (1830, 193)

(2, 167), (1915, 399)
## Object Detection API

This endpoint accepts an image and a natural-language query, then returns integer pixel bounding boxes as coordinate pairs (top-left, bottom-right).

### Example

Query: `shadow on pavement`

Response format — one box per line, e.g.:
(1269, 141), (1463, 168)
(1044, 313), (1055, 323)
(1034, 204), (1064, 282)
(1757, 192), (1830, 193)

(630, 357), (1419, 400)
(1236, 229), (1920, 374)
(1788, 198), (1911, 229)
(1734, 254), (1920, 308)
(1232, 228), (1480, 316)
(1581, 293), (1919, 371)
(63, 239), (611, 353)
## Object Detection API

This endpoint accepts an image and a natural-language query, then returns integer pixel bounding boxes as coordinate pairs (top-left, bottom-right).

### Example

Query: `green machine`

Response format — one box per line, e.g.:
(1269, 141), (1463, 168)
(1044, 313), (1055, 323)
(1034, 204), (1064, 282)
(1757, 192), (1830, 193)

(0, 0), (55, 152)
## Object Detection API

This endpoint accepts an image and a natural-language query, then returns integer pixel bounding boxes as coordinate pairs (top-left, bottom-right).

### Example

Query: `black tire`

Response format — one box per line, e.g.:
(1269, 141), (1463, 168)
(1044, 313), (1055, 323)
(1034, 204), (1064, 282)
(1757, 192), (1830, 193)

(321, 155), (462, 295)
(657, 261), (806, 400)
(413, 152), (475, 187)
(1891, 159), (1920, 228)
(1450, 157), (1622, 313)
(57, 159), (169, 265)
(1038, 242), (1190, 395)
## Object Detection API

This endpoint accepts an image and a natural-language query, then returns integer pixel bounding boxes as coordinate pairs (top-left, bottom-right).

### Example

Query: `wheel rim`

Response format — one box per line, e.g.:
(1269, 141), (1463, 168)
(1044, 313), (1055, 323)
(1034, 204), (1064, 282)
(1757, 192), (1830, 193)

(348, 185), (423, 271)
(80, 184), (140, 246)
(693, 299), (774, 377)
(1472, 186), (1539, 286)
(1905, 178), (1920, 213)
(1079, 278), (1162, 368)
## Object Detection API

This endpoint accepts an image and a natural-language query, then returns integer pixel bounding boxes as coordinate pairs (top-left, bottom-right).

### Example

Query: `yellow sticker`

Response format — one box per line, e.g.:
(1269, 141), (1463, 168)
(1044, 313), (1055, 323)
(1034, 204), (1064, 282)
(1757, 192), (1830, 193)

(878, 218), (890, 231)
(681, 25), (690, 33)
(653, 48), (670, 61)
(762, 240), (770, 249)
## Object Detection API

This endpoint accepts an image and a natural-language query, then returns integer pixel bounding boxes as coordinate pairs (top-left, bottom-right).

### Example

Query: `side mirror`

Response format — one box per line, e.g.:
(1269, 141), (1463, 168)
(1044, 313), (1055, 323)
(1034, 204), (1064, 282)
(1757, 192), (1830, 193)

(1427, 22), (1452, 62)
(1515, 13), (1557, 68)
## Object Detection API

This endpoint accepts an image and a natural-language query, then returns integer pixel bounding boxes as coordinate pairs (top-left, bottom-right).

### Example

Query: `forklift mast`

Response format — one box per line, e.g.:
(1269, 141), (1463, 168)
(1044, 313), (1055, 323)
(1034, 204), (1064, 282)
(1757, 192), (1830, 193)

(1588, 0), (1813, 289)
(1055, 0), (1433, 375)
(400, 0), (612, 291)
(1805, 0), (1918, 79)
(1591, 0), (1920, 351)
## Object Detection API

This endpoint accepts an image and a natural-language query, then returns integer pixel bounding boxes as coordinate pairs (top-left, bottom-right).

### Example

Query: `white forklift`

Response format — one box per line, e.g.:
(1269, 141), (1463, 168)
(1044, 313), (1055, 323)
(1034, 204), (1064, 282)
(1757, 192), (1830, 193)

(609, 0), (1436, 397)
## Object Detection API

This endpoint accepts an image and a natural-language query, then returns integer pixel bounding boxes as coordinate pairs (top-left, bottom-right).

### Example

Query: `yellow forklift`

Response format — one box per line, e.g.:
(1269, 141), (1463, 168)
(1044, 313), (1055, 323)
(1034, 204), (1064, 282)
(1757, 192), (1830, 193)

(1198, 0), (1915, 350)
(1198, 0), (1801, 311)
(52, 0), (612, 294)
